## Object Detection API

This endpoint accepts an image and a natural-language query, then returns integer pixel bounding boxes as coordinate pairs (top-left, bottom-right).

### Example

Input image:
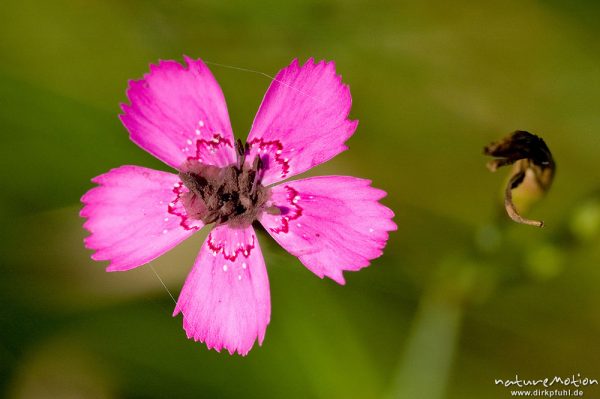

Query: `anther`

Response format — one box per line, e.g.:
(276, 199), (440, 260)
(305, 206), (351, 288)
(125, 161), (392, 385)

(236, 138), (246, 170)
(179, 172), (208, 198)
(250, 156), (262, 197)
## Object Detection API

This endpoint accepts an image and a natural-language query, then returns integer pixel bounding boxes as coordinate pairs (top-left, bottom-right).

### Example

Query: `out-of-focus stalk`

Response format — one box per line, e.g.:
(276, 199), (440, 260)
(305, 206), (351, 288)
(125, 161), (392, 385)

(388, 256), (480, 399)
(389, 291), (462, 399)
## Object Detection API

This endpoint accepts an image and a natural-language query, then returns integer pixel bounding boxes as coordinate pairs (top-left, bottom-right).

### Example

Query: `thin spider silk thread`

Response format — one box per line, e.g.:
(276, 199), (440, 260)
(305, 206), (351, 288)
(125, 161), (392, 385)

(148, 60), (323, 312)
(149, 263), (177, 306)
(204, 60), (327, 106)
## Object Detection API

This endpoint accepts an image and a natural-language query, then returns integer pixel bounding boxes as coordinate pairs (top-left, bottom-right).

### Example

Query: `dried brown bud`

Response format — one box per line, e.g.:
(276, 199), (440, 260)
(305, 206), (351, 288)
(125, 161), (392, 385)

(484, 130), (555, 227)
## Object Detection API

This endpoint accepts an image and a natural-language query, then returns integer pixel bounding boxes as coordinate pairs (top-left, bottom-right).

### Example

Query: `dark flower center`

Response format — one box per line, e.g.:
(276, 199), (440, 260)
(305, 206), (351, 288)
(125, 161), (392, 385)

(179, 140), (270, 227)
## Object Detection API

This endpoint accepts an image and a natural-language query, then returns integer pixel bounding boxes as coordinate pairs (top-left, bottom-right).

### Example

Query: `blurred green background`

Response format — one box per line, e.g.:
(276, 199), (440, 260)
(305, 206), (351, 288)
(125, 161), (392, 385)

(1, 1), (600, 398)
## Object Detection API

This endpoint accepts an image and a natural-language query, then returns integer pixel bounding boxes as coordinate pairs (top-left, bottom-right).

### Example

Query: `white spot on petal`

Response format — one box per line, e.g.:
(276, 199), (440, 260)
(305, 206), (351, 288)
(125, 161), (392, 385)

(198, 120), (205, 127)
(223, 265), (228, 272)
(238, 275), (242, 280)
(242, 262), (247, 269)
(162, 229), (168, 234)
(186, 139), (193, 145)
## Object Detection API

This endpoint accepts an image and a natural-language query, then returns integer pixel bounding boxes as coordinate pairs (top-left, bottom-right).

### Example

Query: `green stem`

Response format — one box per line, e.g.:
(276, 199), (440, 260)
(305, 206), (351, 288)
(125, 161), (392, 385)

(389, 291), (463, 399)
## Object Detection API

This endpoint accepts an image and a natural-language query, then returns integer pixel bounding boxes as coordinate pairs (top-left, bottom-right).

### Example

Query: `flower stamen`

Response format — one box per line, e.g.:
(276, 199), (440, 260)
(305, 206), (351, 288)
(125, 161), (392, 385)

(178, 143), (270, 227)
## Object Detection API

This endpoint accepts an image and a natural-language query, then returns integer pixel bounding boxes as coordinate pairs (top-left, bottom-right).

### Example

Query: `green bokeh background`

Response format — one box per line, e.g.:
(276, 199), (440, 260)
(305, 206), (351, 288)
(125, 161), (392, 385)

(1, 1), (600, 398)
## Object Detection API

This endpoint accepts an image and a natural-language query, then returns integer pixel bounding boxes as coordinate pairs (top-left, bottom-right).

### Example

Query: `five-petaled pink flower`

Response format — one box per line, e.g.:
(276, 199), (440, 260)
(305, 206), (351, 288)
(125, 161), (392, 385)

(81, 57), (396, 355)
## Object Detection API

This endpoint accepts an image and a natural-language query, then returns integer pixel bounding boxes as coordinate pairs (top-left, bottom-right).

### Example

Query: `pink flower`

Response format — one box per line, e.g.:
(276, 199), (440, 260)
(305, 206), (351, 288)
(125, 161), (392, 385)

(81, 57), (397, 355)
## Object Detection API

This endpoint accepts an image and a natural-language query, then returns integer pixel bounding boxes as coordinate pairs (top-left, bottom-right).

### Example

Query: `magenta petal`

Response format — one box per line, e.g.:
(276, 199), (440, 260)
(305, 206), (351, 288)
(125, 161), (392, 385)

(81, 166), (201, 271)
(174, 224), (271, 356)
(259, 176), (396, 284)
(120, 57), (236, 169)
(246, 59), (358, 185)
